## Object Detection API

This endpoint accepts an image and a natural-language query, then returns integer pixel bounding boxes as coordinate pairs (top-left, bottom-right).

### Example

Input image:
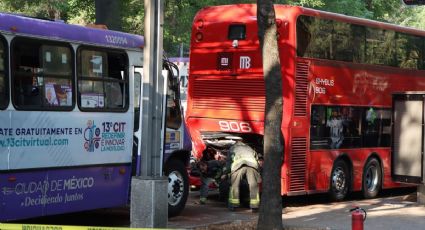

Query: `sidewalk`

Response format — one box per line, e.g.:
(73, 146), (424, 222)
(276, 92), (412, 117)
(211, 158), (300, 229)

(283, 193), (425, 230)
(169, 189), (425, 230)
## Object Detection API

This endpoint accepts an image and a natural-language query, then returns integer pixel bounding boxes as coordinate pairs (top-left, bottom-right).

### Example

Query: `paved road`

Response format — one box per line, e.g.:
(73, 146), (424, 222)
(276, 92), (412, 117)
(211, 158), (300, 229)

(169, 190), (257, 229)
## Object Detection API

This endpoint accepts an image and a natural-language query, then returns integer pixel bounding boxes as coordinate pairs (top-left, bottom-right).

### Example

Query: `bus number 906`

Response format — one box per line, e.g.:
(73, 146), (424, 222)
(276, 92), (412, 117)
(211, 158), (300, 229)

(218, 121), (252, 132)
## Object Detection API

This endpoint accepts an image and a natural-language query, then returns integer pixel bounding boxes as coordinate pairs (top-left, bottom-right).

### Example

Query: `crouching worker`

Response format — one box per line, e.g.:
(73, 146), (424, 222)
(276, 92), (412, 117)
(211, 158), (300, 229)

(199, 159), (225, 204)
(222, 137), (261, 212)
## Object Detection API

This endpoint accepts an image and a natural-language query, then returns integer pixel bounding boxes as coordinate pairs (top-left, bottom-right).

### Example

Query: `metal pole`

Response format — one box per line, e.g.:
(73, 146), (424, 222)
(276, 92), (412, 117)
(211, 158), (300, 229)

(140, 0), (164, 178)
(131, 0), (167, 227)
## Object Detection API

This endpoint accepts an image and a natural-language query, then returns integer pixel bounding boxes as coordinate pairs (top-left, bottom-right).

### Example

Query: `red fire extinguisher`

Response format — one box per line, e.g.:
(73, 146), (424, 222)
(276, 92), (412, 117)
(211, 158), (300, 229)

(350, 207), (367, 230)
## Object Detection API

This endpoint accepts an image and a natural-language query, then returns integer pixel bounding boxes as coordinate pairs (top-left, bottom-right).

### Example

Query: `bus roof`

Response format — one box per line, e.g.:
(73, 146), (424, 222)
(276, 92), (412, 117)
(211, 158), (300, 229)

(194, 4), (425, 37)
(0, 12), (144, 49)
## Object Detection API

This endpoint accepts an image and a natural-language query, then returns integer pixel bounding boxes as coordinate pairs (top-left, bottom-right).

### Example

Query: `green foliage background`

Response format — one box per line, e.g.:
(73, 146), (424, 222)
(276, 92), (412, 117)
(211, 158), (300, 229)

(1, 0), (424, 57)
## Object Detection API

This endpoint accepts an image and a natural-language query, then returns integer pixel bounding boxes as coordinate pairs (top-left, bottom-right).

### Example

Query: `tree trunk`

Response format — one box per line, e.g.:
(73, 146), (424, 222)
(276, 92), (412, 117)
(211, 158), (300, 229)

(365, 0), (372, 11)
(256, 1), (284, 230)
(95, 0), (122, 31)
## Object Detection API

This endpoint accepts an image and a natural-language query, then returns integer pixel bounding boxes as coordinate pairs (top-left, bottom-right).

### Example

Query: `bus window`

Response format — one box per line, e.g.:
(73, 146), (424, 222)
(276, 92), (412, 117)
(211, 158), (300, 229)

(297, 15), (425, 71)
(298, 16), (358, 62)
(78, 48), (128, 111)
(0, 36), (7, 109)
(365, 28), (396, 67)
(311, 106), (391, 150)
(296, 16), (311, 57)
(134, 69), (142, 132)
(298, 16), (334, 60)
(396, 33), (423, 70)
(310, 106), (361, 150)
(362, 108), (391, 147)
(11, 38), (73, 110)
(180, 75), (188, 101)
(340, 107), (362, 148)
(310, 106), (328, 149)
(228, 24), (246, 40)
(166, 72), (182, 130)
(351, 25), (366, 63)
(333, 21), (354, 62)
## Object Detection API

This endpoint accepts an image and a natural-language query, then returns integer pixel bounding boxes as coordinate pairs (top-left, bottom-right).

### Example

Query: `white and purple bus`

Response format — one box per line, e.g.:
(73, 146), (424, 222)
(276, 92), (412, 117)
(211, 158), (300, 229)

(0, 13), (191, 220)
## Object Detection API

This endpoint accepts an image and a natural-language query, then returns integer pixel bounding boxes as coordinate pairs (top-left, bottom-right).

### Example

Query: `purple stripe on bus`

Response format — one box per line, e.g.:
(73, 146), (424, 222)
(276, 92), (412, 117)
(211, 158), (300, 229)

(0, 13), (144, 49)
(0, 165), (131, 221)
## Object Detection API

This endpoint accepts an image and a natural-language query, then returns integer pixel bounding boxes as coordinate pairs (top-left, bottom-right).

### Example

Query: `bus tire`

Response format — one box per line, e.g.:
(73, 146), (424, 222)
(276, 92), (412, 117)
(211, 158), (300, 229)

(165, 158), (189, 217)
(330, 159), (350, 201)
(362, 158), (382, 199)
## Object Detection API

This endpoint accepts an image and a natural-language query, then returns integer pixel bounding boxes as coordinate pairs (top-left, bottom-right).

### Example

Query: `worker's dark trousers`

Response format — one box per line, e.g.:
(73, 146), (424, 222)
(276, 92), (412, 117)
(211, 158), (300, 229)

(228, 166), (260, 209)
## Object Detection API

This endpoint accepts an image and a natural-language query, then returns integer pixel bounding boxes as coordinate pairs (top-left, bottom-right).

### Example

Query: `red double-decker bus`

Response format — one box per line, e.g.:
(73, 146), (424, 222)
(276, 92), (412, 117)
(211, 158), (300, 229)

(186, 4), (425, 200)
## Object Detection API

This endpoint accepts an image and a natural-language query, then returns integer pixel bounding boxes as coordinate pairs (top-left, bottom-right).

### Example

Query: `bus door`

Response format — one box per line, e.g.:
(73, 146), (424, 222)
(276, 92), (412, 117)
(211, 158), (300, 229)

(133, 67), (143, 175)
(132, 66), (184, 174)
(392, 92), (424, 184)
(163, 64), (185, 160)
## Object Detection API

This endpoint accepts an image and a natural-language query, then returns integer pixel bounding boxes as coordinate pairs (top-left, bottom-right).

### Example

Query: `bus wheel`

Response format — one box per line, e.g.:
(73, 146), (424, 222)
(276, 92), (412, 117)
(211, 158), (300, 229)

(330, 160), (350, 201)
(362, 158), (382, 199)
(165, 158), (189, 217)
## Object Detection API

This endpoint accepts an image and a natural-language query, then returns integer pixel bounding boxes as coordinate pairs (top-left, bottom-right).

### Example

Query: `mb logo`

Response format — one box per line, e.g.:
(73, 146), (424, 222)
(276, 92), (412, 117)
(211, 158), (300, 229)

(221, 57), (229, 66)
(240, 56), (251, 69)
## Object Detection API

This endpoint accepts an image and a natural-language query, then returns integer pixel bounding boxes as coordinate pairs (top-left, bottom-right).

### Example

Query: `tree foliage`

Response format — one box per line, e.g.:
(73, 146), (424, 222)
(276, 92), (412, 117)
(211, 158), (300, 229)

(95, 0), (122, 31)
(0, 0), (424, 56)
(0, 0), (68, 19)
